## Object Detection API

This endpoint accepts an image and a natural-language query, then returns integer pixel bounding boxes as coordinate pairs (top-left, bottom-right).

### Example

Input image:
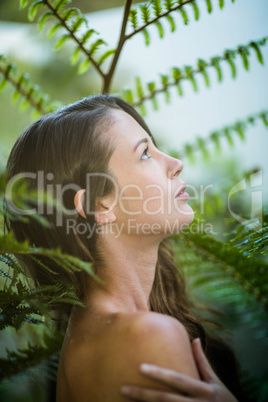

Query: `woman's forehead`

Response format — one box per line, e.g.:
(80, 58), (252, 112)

(108, 109), (151, 148)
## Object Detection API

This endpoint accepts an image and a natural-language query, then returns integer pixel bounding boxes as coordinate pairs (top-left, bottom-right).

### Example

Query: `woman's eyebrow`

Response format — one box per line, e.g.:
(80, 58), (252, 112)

(133, 138), (148, 152)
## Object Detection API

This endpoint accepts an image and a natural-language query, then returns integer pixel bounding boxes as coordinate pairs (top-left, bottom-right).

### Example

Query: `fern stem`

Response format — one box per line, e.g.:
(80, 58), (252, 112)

(103, 0), (133, 93)
(42, 0), (105, 79)
(125, 0), (196, 41)
(0, 64), (47, 114)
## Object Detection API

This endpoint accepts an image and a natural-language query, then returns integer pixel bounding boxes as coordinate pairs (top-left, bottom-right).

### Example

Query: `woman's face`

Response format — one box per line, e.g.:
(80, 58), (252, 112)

(104, 109), (194, 238)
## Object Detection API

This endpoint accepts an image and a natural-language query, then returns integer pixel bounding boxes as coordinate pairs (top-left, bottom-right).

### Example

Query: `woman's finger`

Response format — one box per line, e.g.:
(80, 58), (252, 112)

(120, 385), (194, 402)
(191, 338), (219, 383)
(137, 363), (210, 396)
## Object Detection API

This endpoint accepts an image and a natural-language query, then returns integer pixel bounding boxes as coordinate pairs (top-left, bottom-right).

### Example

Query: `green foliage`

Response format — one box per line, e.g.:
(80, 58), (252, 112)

(21, 0), (113, 76)
(123, 37), (268, 110)
(0, 328), (63, 380)
(170, 109), (268, 164)
(0, 54), (60, 116)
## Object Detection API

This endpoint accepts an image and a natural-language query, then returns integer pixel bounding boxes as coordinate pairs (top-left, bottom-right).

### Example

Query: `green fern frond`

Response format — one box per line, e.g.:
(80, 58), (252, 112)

(232, 225), (268, 257)
(0, 55), (59, 115)
(23, 0), (108, 77)
(176, 232), (268, 310)
(172, 109), (268, 163)
(126, 0), (229, 43)
(127, 37), (268, 108)
(0, 329), (63, 380)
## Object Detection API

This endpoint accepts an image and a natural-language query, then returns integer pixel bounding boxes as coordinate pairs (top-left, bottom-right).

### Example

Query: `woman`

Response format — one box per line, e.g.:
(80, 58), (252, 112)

(5, 95), (246, 401)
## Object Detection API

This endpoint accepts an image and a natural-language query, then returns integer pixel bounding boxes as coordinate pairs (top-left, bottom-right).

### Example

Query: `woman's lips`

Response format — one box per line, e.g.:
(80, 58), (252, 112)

(175, 183), (189, 200)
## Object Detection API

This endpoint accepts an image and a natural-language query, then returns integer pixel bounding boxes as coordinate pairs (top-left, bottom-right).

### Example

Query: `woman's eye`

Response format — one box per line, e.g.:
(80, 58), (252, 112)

(141, 146), (151, 160)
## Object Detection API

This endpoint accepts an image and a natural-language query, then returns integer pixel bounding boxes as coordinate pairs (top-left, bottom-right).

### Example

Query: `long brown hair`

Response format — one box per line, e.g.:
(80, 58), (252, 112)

(4, 95), (247, 400)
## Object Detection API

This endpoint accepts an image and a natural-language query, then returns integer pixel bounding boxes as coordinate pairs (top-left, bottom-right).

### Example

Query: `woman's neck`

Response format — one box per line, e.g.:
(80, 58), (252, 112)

(84, 233), (161, 313)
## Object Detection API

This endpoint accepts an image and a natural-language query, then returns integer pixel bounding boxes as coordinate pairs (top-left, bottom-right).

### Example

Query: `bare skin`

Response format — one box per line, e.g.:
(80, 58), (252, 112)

(56, 305), (200, 402)
(56, 110), (235, 401)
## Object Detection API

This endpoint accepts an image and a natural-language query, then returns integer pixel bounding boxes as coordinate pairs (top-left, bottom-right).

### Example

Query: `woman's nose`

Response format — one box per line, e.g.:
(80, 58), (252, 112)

(167, 155), (184, 179)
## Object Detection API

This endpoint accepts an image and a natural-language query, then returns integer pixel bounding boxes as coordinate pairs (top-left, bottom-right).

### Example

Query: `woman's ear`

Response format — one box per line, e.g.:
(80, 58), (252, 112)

(74, 189), (86, 219)
(95, 197), (116, 225)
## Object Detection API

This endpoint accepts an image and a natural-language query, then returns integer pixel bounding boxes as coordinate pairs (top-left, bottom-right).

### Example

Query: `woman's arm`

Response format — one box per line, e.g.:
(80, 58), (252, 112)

(120, 338), (238, 402)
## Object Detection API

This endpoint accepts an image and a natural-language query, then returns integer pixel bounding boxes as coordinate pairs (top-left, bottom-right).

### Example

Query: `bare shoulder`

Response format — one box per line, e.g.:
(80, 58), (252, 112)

(116, 311), (199, 377)
(57, 311), (199, 402)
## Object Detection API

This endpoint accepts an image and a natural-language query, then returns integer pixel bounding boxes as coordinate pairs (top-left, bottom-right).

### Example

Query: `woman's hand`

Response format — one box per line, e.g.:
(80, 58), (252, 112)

(120, 338), (238, 401)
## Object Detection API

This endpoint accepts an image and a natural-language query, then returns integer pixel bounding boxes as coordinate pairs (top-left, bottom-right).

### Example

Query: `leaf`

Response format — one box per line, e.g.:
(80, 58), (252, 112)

(164, 0), (174, 11)
(249, 42), (264, 65)
(0, 78), (8, 91)
(218, 0), (225, 10)
(172, 67), (182, 82)
(210, 131), (221, 153)
(77, 59), (91, 75)
(223, 127), (233, 146)
(123, 89), (134, 104)
(98, 49), (115, 65)
(152, 0), (162, 17)
(70, 46), (81, 65)
(205, 0), (213, 13)
(210, 57), (223, 82)
(184, 65), (198, 92)
(54, 34), (71, 50)
(19, 0), (29, 9)
(48, 22), (63, 38)
(225, 57), (236, 79)
(136, 76), (144, 99)
(197, 59), (210, 87)
(140, 4), (150, 23)
(81, 29), (95, 45)
(196, 137), (209, 160)
(190, 2), (200, 21)
(54, 0), (71, 13)
(12, 90), (21, 104)
(142, 29), (150, 46)
(184, 144), (195, 164)
(179, 7), (189, 25)
(89, 39), (106, 56)
(260, 112), (268, 127)
(139, 103), (146, 116)
(61, 7), (80, 22)
(147, 81), (156, 93)
(233, 122), (245, 140)
(129, 9), (138, 29)
(155, 21), (164, 39)
(238, 46), (250, 71)
(160, 74), (169, 87)
(166, 15), (176, 32)
(38, 11), (54, 32)
(71, 16), (87, 33)
(28, 0), (44, 22)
